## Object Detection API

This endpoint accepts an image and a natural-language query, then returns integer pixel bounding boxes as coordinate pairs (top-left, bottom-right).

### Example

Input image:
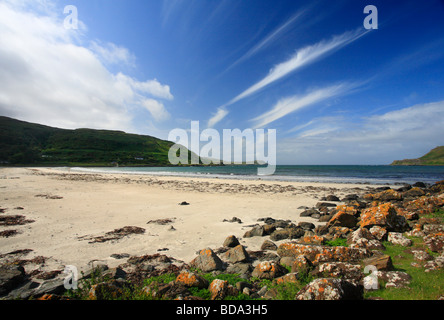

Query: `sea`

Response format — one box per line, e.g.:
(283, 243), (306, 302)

(68, 165), (444, 186)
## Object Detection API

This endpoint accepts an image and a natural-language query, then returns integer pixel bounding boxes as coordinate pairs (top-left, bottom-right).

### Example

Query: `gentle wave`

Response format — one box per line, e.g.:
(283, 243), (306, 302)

(58, 165), (444, 185)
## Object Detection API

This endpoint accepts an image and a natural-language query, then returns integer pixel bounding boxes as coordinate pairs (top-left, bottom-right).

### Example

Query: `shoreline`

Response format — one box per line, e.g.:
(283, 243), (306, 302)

(0, 167), (393, 274)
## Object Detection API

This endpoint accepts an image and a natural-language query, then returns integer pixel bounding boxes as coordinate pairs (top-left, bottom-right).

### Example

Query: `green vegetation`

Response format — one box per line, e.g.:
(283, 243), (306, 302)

(324, 238), (348, 247)
(391, 146), (444, 166)
(365, 209), (444, 300)
(0, 116), (197, 166)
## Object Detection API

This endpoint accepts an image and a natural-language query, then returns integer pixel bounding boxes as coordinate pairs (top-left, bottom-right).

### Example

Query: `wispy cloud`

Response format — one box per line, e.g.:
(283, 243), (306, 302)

(251, 82), (358, 128)
(208, 27), (370, 127)
(226, 8), (309, 71)
(208, 107), (229, 128)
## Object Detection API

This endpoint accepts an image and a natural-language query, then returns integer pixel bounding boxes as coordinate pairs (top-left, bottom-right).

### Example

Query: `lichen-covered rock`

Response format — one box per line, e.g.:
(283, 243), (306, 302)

(295, 278), (363, 300)
(223, 235), (240, 248)
(297, 234), (326, 245)
(360, 203), (409, 232)
(88, 281), (124, 300)
(404, 196), (444, 215)
(175, 270), (209, 289)
(269, 227), (304, 241)
(387, 232), (412, 247)
(208, 279), (238, 300)
(363, 189), (403, 201)
(311, 262), (364, 283)
(375, 271), (411, 288)
(277, 243), (371, 265)
(223, 245), (250, 263)
(402, 187), (426, 198)
(261, 240), (278, 251)
(251, 261), (287, 279)
(327, 205), (358, 228)
(190, 248), (224, 272)
(369, 225), (388, 241)
(290, 255), (313, 273)
(423, 232), (444, 253)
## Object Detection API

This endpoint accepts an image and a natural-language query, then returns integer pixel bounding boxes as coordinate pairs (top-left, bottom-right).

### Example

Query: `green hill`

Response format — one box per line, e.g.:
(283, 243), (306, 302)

(0, 116), (193, 166)
(391, 146), (444, 166)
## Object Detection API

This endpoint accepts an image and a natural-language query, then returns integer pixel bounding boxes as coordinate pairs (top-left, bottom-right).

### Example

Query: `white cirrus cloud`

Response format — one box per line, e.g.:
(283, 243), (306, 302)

(208, 27), (370, 127)
(251, 82), (358, 128)
(0, 1), (173, 132)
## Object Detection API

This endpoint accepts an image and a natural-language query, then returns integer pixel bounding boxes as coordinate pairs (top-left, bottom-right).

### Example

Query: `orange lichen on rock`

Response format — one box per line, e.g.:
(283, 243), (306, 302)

(175, 270), (208, 288)
(405, 196), (444, 215)
(327, 205), (358, 228)
(360, 203), (397, 229)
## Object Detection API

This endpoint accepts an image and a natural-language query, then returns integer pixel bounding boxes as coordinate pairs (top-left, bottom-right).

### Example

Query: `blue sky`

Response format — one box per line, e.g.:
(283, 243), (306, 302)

(1, 0), (444, 164)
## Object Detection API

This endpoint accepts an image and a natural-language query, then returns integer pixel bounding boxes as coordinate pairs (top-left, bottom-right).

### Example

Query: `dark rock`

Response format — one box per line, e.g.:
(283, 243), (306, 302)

(270, 227), (304, 241)
(243, 225), (265, 238)
(190, 248), (224, 272)
(298, 222), (316, 231)
(179, 201), (190, 206)
(251, 261), (287, 279)
(413, 182), (427, 188)
(261, 240), (278, 251)
(300, 208), (319, 217)
(325, 195), (340, 202)
(223, 245), (250, 263)
(295, 278), (363, 300)
(223, 217), (242, 223)
(223, 235), (240, 248)
(0, 265), (26, 297)
(341, 194), (359, 201)
(316, 202), (337, 208)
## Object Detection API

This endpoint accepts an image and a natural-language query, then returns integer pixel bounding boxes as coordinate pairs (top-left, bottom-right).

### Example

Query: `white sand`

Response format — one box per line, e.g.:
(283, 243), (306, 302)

(0, 167), (385, 273)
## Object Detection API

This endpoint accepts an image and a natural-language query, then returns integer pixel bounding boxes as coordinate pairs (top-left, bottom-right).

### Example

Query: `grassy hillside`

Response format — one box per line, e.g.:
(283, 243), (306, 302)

(0, 116), (193, 166)
(391, 146), (444, 166)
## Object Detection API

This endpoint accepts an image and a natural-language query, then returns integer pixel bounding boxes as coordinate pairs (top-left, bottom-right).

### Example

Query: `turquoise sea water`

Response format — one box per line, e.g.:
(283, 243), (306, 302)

(68, 165), (444, 185)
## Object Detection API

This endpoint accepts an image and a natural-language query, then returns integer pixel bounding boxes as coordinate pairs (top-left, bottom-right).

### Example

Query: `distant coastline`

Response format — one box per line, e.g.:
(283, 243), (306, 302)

(391, 146), (444, 166)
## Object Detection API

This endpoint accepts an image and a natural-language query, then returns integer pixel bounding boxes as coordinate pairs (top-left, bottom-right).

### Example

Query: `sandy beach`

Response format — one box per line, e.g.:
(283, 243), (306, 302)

(0, 167), (389, 274)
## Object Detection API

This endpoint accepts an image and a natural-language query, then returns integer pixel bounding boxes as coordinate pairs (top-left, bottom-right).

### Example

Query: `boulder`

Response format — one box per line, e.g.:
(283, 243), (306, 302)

(175, 270), (209, 289)
(375, 271), (411, 288)
(423, 232), (444, 253)
(223, 245), (250, 263)
(363, 254), (394, 271)
(300, 208), (319, 217)
(369, 226), (388, 241)
(387, 232), (412, 247)
(404, 196), (444, 215)
(190, 248), (224, 272)
(363, 189), (402, 201)
(298, 222), (316, 231)
(360, 203), (409, 232)
(251, 261), (287, 280)
(88, 280), (126, 300)
(0, 265), (26, 297)
(223, 235), (240, 248)
(243, 225), (265, 238)
(269, 227), (304, 241)
(327, 206), (358, 228)
(277, 243), (371, 265)
(403, 187), (426, 198)
(311, 262), (364, 283)
(295, 278), (363, 300)
(261, 240), (278, 251)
